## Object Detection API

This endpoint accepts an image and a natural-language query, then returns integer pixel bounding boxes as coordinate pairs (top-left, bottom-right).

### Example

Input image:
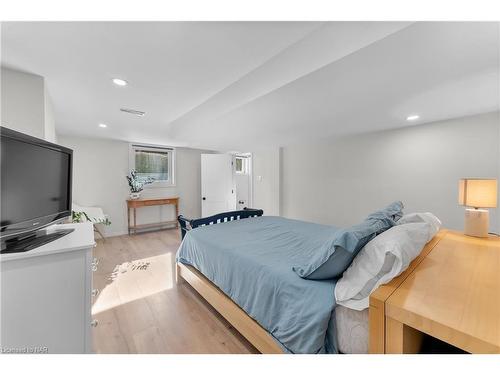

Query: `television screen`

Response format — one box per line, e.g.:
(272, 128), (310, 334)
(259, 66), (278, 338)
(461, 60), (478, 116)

(1, 128), (72, 237)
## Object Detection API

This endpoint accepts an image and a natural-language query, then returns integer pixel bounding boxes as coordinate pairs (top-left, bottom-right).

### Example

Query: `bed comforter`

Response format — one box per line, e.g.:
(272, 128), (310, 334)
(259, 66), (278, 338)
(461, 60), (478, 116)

(176, 216), (340, 353)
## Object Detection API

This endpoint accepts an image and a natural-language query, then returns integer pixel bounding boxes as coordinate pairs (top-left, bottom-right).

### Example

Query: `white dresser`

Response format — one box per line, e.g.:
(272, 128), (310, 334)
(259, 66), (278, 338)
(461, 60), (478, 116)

(0, 222), (95, 354)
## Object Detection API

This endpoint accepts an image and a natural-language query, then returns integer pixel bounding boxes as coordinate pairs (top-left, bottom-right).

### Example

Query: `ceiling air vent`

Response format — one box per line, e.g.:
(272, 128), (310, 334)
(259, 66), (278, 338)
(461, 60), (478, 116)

(120, 108), (145, 117)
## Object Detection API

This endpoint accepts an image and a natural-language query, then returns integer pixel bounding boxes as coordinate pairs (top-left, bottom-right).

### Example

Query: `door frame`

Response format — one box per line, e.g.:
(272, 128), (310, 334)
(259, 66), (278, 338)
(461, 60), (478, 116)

(233, 153), (253, 209)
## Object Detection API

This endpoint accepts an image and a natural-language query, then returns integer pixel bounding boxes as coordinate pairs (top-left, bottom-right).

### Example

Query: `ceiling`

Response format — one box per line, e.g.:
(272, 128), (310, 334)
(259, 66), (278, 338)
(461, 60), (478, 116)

(1, 21), (499, 151)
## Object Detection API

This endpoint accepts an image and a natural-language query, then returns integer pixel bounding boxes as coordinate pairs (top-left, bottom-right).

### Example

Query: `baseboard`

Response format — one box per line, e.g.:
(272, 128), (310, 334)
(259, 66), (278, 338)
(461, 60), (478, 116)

(102, 230), (129, 238)
(101, 226), (179, 239)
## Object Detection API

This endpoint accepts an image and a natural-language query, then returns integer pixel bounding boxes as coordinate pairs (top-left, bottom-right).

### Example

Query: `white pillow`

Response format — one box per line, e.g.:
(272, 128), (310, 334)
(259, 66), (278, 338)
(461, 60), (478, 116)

(397, 212), (441, 240)
(334, 222), (435, 311)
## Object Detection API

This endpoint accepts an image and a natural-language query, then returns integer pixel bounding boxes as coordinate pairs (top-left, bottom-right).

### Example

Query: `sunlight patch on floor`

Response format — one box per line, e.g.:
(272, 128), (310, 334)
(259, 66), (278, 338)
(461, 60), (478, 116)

(92, 252), (174, 315)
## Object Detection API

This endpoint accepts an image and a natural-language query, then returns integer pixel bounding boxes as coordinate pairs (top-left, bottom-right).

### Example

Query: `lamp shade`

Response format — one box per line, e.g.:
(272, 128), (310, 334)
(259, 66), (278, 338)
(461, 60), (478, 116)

(458, 179), (497, 208)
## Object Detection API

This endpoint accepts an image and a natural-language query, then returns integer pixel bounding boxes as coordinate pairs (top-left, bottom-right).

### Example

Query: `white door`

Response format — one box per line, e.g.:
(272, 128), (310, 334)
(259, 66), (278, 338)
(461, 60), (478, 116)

(201, 154), (236, 217)
(234, 155), (252, 210)
(235, 173), (250, 210)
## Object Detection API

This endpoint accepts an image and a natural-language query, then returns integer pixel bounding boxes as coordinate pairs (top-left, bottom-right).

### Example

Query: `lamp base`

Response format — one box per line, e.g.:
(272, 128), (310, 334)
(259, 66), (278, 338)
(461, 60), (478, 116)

(464, 208), (489, 238)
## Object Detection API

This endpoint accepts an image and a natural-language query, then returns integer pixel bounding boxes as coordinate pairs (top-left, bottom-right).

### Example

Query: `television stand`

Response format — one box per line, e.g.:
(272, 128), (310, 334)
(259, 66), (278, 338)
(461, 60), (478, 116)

(1, 223), (95, 353)
(1, 228), (74, 254)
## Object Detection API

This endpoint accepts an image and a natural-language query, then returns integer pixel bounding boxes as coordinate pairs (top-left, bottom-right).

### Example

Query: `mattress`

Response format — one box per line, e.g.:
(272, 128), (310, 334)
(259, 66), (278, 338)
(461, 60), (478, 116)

(335, 305), (369, 354)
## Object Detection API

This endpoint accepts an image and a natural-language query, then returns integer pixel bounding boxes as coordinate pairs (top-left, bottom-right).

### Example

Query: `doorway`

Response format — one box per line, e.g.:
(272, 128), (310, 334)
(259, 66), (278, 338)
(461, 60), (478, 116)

(234, 154), (252, 210)
(200, 153), (253, 217)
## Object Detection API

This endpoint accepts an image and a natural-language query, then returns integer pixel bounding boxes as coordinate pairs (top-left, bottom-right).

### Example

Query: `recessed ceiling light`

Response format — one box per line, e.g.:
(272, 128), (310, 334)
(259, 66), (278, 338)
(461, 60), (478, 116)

(406, 115), (420, 121)
(112, 78), (128, 86)
(98, 123), (108, 128)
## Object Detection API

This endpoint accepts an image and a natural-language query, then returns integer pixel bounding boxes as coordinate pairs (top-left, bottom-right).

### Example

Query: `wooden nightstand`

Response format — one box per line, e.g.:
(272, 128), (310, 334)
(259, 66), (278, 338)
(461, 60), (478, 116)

(384, 230), (500, 353)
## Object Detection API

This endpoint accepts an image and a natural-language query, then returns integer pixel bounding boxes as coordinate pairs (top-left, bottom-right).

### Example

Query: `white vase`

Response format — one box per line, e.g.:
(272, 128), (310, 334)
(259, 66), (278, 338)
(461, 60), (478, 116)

(130, 192), (141, 200)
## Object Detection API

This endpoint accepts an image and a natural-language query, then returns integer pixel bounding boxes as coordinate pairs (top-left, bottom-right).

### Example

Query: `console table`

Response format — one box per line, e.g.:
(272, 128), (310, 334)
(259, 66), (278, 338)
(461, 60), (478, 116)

(127, 197), (179, 235)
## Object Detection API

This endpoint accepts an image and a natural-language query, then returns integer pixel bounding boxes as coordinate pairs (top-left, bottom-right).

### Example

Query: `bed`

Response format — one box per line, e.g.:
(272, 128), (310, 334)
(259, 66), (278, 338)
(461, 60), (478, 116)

(176, 209), (444, 354)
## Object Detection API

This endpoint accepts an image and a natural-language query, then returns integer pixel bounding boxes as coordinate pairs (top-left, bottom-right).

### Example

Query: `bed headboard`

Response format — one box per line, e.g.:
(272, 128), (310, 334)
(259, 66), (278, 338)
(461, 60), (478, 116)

(177, 208), (264, 239)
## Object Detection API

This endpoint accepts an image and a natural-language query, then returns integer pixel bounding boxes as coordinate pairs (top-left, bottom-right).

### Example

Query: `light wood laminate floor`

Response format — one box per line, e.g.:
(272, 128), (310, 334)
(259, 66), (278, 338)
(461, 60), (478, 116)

(91, 229), (258, 354)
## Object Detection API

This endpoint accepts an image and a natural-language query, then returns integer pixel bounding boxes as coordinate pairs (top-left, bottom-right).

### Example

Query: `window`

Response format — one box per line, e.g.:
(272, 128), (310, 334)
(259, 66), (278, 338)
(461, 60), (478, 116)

(129, 144), (175, 186)
(235, 156), (249, 174)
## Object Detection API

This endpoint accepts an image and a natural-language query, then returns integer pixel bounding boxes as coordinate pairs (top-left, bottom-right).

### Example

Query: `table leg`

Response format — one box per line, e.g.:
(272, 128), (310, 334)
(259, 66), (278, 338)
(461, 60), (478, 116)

(175, 202), (179, 228)
(134, 207), (137, 235)
(386, 317), (423, 354)
(127, 206), (130, 235)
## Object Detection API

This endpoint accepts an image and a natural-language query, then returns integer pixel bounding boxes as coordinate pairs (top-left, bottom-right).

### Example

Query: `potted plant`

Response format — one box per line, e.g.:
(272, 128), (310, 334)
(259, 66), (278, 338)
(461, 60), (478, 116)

(126, 170), (154, 199)
(72, 211), (111, 226)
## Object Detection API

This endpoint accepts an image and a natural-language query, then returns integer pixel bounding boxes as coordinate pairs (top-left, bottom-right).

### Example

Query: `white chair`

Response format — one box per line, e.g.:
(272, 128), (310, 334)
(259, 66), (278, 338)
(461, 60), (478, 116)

(72, 203), (109, 240)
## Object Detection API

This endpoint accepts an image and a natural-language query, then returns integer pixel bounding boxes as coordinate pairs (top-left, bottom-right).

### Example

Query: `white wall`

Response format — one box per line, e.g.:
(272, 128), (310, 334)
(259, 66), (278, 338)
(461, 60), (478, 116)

(1, 67), (57, 142)
(1, 67), (45, 138)
(252, 147), (281, 216)
(281, 112), (500, 233)
(43, 84), (57, 143)
(58, 135), (212, 237)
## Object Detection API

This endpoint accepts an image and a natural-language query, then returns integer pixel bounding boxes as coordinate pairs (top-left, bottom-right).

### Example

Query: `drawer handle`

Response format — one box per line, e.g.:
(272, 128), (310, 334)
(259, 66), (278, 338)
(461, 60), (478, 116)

(92, 265), (98, 272)
(91, 319), (99, 327)
(92, 257), (100, 266)
(92, 289), (100, 297)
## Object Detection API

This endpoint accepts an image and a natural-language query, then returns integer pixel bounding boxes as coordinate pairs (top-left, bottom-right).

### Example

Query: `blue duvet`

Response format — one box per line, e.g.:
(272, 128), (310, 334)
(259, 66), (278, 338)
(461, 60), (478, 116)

(176, 216), (340, 354)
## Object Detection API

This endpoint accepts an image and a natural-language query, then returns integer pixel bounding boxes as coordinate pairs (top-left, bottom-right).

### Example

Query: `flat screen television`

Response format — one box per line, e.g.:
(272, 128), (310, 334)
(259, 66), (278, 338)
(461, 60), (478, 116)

(1, 126), (73, 248)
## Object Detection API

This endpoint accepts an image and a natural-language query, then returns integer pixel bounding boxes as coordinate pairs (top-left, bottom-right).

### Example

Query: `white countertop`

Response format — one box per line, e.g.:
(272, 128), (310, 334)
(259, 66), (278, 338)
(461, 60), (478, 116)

(0, 222), (95, 262)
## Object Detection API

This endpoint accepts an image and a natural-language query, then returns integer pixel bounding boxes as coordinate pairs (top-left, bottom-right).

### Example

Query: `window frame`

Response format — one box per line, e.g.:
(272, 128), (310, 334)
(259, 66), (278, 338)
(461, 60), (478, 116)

(234, 156), (249, 175)
(128, 143), (176, 188)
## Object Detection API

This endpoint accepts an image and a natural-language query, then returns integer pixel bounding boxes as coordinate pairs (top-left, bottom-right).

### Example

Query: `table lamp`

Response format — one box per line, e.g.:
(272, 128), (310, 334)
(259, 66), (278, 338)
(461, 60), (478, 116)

(458, 178), (497, 237)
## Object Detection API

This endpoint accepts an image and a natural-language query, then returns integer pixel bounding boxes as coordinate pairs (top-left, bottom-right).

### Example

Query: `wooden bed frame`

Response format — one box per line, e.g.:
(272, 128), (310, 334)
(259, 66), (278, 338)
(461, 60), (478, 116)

(176, 262), (284, 353)
(176, 211), (446, 354)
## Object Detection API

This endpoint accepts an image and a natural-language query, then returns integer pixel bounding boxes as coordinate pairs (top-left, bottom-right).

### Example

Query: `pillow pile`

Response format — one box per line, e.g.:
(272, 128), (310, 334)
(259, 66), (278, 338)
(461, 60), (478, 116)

(397, 212), (441, 240)
(292, 201), (404, 280)
(334, 212), (441, 310)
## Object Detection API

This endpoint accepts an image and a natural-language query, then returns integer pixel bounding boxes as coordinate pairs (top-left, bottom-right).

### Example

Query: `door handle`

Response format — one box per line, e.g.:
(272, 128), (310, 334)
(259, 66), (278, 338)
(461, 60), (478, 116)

(202, 197), (206, 200)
